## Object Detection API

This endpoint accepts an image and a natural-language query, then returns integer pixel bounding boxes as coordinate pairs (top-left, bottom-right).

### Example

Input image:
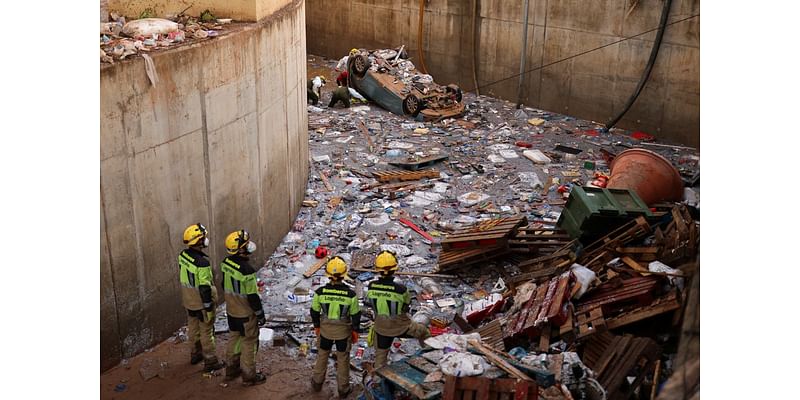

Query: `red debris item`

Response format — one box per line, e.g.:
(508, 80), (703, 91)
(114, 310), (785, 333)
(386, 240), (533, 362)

(557, 185), (570, 194)
(515, 141), (533, 148)
(399, 217), (435, 242)
(257, 279), (265, 287)
(591, 173), (609, 188)
(584, 129), (600, 137)
(314, 246), (328, 259)
(630, 131), (655, 141)
(430, 326), (454, 336)
(465, 298), (506, 326)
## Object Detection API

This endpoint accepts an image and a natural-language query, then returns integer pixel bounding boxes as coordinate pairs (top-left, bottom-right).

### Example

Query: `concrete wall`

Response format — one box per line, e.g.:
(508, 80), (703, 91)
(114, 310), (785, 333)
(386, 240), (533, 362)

(100, 0), (307, 371)
(306, 0), (699, 147)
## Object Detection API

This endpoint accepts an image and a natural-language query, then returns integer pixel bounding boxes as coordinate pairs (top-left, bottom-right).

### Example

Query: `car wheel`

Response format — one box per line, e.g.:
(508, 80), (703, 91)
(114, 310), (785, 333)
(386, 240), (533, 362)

(402, 94), (422, 116)
(352, 54), (369, 77)
(446, 84), (463, 102)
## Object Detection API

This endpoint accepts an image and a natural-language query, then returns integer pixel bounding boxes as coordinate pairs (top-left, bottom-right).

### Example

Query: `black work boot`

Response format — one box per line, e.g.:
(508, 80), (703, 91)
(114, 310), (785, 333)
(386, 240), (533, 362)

(224, 365), (242, 381)
(203, 356), (226, 373)
(338, 384), (353, 398)
(190, 342), (203, 365)
(242, 372), (267, 386)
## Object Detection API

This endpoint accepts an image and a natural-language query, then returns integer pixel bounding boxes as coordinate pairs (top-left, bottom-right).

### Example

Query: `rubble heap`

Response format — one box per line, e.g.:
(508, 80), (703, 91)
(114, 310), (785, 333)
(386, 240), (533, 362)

(208, 56), (700, 400)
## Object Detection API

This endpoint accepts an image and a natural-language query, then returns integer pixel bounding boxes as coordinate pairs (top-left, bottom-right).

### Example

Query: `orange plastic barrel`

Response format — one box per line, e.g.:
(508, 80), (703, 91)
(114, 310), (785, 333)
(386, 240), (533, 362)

(607, 149), (683, 205)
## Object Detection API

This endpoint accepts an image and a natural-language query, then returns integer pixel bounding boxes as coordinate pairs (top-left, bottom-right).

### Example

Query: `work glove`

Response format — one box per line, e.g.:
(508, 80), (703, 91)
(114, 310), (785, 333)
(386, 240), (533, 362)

(351, 331), (359, 344)
(257, 315), (267, 327)
(314, 327), (320, 337)
(205, 311), (214, 322)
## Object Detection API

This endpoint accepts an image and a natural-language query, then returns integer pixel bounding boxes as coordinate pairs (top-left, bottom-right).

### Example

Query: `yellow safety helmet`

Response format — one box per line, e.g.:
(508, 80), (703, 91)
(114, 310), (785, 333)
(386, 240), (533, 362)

(375, 250), (398, 274)
(325, 256), (348, 280)
(183, 223), (208, 247)
(225, 229), (255, 255)
(349, 48), (358, 56)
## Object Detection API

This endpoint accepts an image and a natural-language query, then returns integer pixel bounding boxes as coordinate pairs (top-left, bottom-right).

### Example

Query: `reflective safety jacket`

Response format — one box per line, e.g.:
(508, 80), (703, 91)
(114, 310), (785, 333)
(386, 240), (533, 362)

(366, 277), (413, 337)
(311, 283), (361, 340)
(178, 248), (217, 311)
(220, 255), (265, 319)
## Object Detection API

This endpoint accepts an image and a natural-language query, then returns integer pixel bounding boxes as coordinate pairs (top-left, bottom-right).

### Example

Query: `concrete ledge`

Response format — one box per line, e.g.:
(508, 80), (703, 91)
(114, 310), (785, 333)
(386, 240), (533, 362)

(109, 0), (295, 22)
(100, 0), (307, 371)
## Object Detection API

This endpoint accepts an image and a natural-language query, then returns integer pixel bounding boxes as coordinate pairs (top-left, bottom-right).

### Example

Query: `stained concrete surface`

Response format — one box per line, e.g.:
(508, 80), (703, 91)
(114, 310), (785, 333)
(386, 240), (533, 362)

(305, 0), (699, 147)
(100, 0), (308, 372)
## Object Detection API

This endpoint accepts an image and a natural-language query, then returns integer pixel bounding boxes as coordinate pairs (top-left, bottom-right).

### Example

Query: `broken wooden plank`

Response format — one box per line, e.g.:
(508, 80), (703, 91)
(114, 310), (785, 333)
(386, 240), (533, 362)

(468, 339), (533, 382)
(605, 291), (680, 330)
(373, 169), (440, 182)
(320, 171), (333, 192)
(302, 258), (327, 278)
(621, 256), (651, 276)
(350, 267), (456, 279)
(376, 360), (439, 399)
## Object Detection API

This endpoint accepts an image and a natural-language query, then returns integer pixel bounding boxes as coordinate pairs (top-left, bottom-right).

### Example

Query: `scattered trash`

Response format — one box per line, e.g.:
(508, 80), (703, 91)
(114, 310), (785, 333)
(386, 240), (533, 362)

(235, 54), (700, 400)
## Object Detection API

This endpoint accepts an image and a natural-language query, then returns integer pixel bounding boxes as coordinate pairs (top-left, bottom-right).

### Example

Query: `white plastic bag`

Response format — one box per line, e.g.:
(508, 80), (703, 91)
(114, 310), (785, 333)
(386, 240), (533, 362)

(122, 18), (179, 37)
(439, 352), (488, 377)
(424, 333), (481, 352)
(570, 263), (597, 299)
(648, 261), (684, 290)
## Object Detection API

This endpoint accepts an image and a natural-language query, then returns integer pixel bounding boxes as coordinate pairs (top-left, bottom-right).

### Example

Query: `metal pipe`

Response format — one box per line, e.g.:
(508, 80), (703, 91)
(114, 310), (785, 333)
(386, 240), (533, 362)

(516, 0), (531, 108)
(471, 0), (480, 96)
(417, 0), (429, 74)
(605, 0), (673, 130)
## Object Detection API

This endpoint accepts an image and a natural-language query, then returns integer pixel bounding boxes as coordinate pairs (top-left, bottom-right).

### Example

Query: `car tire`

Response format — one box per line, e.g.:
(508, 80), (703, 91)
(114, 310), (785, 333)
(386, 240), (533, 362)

(352, 54), (369, 78)
(446, 84), (463, 102)
(402, 94), (422, 117)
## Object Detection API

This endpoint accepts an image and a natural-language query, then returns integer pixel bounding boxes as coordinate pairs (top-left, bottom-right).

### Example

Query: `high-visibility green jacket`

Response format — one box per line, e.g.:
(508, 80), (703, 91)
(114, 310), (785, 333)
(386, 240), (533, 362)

(220, 255), (264, 319)
(366, 277), (413, 337)
(178, 248), (217, 311)
(311, 283), (361, 340)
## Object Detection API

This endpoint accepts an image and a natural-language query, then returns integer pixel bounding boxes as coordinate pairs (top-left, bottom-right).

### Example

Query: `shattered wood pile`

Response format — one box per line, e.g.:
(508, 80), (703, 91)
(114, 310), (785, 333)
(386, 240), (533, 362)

(426, 204), (698, 400)
(437, 216), (575, 272)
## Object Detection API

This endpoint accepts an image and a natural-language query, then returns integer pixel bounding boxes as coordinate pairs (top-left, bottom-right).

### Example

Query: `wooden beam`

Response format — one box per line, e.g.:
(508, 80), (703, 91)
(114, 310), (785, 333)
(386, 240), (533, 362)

(468, 339), (533, 382)
(303, 258), (327, 278)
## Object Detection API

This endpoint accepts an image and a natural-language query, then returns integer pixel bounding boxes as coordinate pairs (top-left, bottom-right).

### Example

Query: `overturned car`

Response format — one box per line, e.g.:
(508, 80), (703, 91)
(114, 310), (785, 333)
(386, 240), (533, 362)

(346, 47), (465, 121)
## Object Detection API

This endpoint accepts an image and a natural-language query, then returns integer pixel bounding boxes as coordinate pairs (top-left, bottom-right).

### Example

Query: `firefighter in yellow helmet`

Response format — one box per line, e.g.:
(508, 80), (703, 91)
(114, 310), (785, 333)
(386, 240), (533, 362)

(178, 223), (225, 372)
(221, 230), (267, 386)
(310, 256), (361, 397)
(366, 250), (431, 369)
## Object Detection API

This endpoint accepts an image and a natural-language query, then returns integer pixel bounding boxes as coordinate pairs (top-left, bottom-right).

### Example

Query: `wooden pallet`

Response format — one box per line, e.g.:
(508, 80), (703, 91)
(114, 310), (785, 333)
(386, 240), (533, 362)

(443, 375), (539, 400)
(586, 334), (661, 400)
(373, 169), (440, 182)
(389, 154), (449, 171)
(578, 216), (652, 270)
(505, 272), (572, 339)
(509, 227), (573, 256)
(441, 215), (528, 251)
(575, 307), (606, 339)
(605, 290), (680, 330)
(575, 276), (660, 314)
(437, 245), (511, 272)
(474, 317), (506, 351)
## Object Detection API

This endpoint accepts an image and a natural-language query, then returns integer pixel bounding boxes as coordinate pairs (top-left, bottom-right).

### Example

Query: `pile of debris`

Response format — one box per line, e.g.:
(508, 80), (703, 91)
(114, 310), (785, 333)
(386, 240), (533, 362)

(202, 55), (700, 400)
(100, 10), (233, 64)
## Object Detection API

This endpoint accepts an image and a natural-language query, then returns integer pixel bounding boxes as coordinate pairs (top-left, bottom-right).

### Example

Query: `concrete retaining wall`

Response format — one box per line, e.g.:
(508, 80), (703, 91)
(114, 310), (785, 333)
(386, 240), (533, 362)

(306, 0), (699, 147)
(100, 0), (307, 371)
